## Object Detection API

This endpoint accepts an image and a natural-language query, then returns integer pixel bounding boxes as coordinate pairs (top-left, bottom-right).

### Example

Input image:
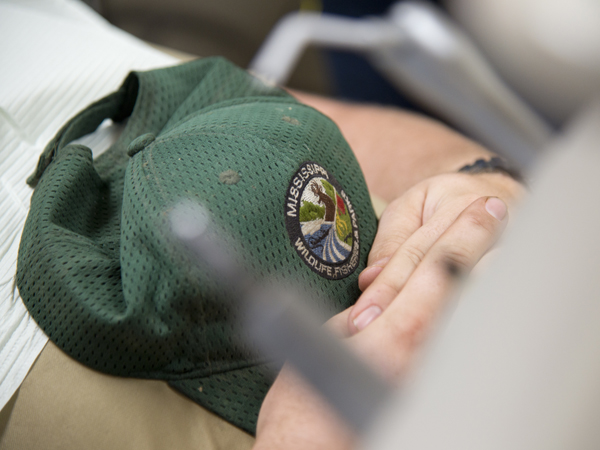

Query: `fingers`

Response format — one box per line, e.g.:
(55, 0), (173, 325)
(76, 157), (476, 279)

(325, 308), (352, 338)
(352, 194), (478, 328)
(349, 196), (508, 336)
(358, 184), (480, 292)
(358, 188), (426, 291)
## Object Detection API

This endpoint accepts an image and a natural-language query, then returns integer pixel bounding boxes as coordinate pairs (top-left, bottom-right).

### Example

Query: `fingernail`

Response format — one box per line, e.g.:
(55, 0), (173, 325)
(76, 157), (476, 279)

(485, 197), (507, 221)
(352, 305), (382, 331)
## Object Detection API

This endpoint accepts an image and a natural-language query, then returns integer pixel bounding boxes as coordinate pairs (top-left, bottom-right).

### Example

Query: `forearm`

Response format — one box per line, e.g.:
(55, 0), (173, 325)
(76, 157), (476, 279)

(253, 366), (354, 450)
(291, 91), (494, 202)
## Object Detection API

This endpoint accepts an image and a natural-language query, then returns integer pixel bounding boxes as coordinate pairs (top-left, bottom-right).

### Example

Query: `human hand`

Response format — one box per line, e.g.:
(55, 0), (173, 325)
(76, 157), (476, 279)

(253, 193), (514, 450)
(255, 92), (523, 449)
(349, 171), (523, 341)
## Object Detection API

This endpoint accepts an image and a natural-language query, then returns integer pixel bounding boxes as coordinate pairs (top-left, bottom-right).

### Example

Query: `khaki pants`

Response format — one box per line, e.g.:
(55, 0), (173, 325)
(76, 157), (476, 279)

(0, 342), (255, 450)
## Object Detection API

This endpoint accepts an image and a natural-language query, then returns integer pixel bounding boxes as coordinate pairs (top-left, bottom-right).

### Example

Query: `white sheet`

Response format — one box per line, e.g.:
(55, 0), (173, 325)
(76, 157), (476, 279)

(0, 0), (179, 409)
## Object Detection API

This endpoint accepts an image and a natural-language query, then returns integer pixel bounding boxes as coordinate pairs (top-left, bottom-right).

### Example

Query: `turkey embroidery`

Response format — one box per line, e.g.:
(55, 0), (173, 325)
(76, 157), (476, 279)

(285, 162), (360, 280)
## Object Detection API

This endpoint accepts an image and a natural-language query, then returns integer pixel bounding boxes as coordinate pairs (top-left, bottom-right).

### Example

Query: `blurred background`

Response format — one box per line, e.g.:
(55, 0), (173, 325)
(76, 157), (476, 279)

(80, 0), (449, 115)
(80, 0), (600, 131)
(82, 0), (333, 96)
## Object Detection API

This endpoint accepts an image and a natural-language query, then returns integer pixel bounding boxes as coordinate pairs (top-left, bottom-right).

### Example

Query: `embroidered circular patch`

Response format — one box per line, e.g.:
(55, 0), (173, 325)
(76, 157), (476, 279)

(285, 162), (360, 280)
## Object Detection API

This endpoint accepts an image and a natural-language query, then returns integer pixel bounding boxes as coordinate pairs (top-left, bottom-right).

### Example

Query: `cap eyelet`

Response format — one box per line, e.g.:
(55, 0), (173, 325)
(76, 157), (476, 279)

(127, 133), (156, 157)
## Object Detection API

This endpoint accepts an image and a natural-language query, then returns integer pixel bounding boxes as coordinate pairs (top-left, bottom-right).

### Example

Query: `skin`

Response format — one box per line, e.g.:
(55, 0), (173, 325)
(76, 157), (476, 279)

(290, 91), (507, 202)
(252, 92), (525, 450)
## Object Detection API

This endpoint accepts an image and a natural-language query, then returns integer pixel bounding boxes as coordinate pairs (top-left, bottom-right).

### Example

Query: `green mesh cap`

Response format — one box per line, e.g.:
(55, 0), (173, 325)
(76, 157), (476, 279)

(17, 57), (377, 434)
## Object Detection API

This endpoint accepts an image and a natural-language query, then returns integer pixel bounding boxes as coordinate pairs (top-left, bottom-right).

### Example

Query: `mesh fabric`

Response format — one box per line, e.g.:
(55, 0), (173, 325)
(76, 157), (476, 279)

(17, 57), (377, 433)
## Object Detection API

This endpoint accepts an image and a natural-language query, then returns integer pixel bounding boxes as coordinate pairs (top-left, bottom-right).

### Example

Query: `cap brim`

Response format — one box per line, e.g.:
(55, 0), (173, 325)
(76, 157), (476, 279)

(168, 362), (279, 435)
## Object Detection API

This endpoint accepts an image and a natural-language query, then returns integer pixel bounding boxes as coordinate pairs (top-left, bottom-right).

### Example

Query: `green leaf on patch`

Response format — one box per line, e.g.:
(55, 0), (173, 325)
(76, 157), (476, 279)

(299, 201), (325, 222)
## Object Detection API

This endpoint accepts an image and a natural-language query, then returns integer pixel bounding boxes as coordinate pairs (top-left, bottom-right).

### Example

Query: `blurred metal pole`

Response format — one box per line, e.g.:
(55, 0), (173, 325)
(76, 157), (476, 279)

(170, 202), (392, 434)
(249, 1), (552, 173)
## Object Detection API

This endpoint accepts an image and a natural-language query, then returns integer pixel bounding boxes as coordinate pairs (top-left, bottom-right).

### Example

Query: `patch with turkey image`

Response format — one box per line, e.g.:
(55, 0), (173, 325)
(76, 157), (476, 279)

(285, 162), (360, 280)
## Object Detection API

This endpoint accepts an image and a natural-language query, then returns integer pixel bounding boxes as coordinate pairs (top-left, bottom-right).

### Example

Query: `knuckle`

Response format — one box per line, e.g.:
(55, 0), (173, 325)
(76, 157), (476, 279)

(371, 235), (407, 260)
(399, 244), (426, 267)
(388, 308), (431, 350)
(378, 202), (401, 224)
